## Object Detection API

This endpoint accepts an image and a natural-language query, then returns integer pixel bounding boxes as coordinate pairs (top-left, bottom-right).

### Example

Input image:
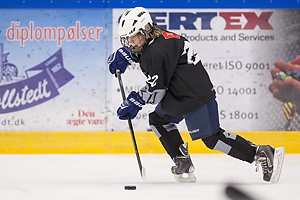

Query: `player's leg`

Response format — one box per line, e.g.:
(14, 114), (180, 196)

(202, 130), (284, 183)
(184, 96), (257, 162)
(149, 103), (196, 182)
(202, 128), (256, 163)
(148, 110), (184, 159)
(184, 96), (284, 183)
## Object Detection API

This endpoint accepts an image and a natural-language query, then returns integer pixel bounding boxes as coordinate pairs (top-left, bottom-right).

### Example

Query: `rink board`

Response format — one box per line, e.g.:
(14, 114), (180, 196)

(0, 131), (299, 154)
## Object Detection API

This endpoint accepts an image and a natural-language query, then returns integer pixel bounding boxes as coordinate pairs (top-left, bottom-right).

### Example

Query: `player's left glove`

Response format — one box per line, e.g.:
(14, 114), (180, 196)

(107, 47), (136, 75)
(117, 91), (145, 120)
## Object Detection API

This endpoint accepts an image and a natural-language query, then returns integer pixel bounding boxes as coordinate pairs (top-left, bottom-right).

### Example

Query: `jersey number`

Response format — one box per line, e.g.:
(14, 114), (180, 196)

(146, 74), (159, 87)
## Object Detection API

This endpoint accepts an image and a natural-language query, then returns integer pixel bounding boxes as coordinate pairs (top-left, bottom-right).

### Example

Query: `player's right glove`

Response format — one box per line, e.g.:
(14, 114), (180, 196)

(117, 91), (145, 120)
(107, 47), (136, 75)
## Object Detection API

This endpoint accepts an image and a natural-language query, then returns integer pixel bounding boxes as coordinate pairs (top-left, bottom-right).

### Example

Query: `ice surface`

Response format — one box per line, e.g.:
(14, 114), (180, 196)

(0, 154), (299, 200)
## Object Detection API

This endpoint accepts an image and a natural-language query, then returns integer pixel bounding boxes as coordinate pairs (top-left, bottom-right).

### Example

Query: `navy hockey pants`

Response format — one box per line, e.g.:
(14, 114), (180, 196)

(155, 96), (220, 140)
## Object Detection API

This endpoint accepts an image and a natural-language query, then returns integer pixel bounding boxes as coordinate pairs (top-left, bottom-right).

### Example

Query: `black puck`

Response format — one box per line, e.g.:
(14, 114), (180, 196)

(124, 185), (136, 190)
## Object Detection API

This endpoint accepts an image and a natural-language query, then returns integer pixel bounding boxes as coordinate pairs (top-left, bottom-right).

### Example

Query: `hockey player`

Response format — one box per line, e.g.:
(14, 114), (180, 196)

(107, 7), (285, 183)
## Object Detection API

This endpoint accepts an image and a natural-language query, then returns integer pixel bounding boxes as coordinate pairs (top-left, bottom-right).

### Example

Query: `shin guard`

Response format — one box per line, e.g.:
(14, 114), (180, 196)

(202, 128), (256, 163)
(149, 111), (184, 158)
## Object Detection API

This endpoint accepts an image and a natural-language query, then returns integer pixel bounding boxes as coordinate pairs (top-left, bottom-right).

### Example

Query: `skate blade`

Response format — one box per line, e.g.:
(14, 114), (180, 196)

(174, 173), (196, 183)
(270, 147), (285, 184)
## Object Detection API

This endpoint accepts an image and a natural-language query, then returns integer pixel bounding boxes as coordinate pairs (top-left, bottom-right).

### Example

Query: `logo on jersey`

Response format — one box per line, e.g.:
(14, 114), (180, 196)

(162, 31), (180, 39)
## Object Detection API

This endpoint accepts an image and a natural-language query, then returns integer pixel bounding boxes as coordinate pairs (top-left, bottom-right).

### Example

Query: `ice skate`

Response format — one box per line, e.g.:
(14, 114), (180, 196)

(271, 147), (285, 183)
(171, 143), (196, 183)
(254, 145), (285, 183)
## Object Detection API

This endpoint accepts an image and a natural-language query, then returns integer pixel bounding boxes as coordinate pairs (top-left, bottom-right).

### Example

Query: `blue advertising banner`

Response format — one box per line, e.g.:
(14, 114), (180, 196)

(0, 48), (74, 114)
(0, 0), (299, 9)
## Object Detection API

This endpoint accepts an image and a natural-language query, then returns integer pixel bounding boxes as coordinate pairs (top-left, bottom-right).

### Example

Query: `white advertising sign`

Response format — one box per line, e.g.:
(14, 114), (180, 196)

(110, 9), (300, 132)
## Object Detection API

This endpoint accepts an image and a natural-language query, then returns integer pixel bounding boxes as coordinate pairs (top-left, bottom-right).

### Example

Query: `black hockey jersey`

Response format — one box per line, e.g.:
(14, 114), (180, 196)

(137, 30), (215, 117)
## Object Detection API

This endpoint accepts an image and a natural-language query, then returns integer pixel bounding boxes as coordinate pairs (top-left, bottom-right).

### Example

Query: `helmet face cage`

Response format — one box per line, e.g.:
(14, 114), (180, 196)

(120, 27), (150, 54)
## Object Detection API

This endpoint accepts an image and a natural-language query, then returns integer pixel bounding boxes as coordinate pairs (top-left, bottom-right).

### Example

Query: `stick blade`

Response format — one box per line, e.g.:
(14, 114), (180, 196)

(225, 185), (255, 200)
(141, 167), (146, 180)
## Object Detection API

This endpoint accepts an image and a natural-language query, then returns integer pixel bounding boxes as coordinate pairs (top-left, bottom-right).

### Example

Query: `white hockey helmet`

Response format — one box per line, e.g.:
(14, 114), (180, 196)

(118, 7), (154, 53)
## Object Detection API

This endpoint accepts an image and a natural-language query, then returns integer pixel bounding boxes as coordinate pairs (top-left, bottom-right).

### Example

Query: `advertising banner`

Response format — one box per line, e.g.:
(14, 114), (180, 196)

(0, 8), (299, 132)
(111, 9), (300, 132)
(0, 9), (111, 131)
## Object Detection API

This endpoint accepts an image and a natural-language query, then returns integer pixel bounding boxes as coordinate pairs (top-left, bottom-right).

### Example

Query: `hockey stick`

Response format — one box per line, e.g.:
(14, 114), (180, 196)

(225, 184), (255, 200)
(116, 69), (146, 180)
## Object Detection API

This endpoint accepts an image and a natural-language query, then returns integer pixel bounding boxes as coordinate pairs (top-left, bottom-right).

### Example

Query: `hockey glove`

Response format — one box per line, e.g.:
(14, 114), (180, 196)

(117, 91), (145, 120)
(107, 47), (136, 75)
